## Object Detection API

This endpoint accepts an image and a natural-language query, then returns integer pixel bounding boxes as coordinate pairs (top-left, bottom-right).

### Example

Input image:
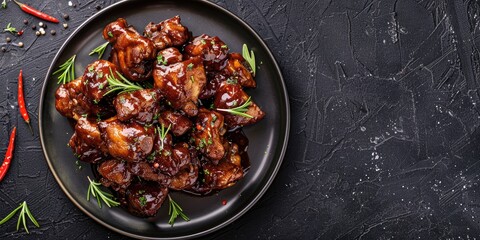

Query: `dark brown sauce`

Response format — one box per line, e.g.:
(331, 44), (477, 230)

(225, 128), (250, 173)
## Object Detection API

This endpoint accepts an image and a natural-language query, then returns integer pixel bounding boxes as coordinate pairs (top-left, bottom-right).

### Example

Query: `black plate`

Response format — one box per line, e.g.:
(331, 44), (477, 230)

(39, 0), (290, 239)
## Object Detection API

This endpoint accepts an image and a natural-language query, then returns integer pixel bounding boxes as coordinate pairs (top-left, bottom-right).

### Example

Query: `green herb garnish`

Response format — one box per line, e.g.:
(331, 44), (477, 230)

(87, 176), (120, 208)
(105, 68), (143, 95)
(139, 196), (147, 207)
(1, 0), (7, 8)
(53, 55), (76, 84)
(168, 195), (189, 226)
(216, 97), (253, 118)
(89, 42), (109, 59)
(242, 44), (256, 76)
(157, 55), (167, 65)
(0, 201), (40, 233)
(4, 23), (16, 34)
(157, 123), (171, 150)
(107, 31), (113, 38)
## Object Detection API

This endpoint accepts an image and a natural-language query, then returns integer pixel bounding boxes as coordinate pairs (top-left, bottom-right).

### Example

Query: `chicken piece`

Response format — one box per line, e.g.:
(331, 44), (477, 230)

(198, 72), (222, 99)
(83, 60), (120, 102)
(169, 144), (199, 191)
(214, 81), (265, 128)
(144, 16), (189, 50)
(98, 159), (132, 191)
(70, 117), (108, 158)
(148, 130), (180, 176)
(158, 110), (192, 136)
(55, 77), (96, 120)
(114, 89), (161, 124)
(221, 53), (256, 88)
(103, 18), (155, 81)
(192, 108), (226, 163)
(153, 57), (207, 116)
(202, 142), (244, 190)
(98, 117), (155, 162)
(184, 34), (229, 72)
(156, 47), (183, 66)
(128, 161), (171, 186)
(68, 133), (105, 163)
(125, 182), (168, 217)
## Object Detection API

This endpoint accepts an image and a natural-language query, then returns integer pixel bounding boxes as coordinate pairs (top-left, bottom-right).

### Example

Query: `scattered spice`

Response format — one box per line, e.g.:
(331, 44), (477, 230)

(18, 42), (24, 48)
(31, 25), (36, 30)
(62, 13), (69, 20)
(39, 27), (45, 35)
(12, 0), (60, 23)
(23, 19), (28, 25)
(35, 31), (40, 36)
(17, 30), (23, 36)
(63, 23), (68, 29)
(1, 47), (6, 52)
(0, 127), (17, 182)
(6, 37), (11, 43)
(38, 22), (44, 27)
(17, 70), (33, 134)
(50, 30), (56, 35)
(222, 199), (227, 205)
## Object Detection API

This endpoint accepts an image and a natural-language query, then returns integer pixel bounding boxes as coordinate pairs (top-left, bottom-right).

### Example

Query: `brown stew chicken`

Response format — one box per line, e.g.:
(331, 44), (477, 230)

(55, 17), (265, 217)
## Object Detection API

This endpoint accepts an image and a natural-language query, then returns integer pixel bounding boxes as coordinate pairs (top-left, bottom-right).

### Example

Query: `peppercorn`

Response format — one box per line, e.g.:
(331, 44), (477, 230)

(63, 23), (68, 29)
(95, 5), (101, 10)
(18, 42), (24, 48)
(35, 31), (40, 36)
(38, 22), (44, 27)
(1, 47), (6, 52)
(6, 37), (11, 43)
(23, 19), (28, 25)
(63, 13), (69, 20)
(50, 30), (56, 35)
(31, 25), (36, 30)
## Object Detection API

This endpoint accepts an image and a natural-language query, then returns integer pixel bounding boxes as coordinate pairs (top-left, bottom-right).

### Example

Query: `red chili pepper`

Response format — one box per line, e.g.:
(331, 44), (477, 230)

(13, 0), (59, 23)
(0, 127), (17, 182)
(18, 70), (33, 135)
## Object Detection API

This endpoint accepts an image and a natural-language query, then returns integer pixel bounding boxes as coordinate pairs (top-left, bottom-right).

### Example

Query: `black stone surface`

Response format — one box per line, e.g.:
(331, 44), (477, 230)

(1, 0), (480, 239)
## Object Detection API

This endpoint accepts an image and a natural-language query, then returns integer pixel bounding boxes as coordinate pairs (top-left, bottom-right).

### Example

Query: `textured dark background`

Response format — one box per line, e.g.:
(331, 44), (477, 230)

(1, 0), (480, 239)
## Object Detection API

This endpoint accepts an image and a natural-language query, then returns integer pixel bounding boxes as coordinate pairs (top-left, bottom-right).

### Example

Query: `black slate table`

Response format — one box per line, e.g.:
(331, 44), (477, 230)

(1, 0), (480, 239)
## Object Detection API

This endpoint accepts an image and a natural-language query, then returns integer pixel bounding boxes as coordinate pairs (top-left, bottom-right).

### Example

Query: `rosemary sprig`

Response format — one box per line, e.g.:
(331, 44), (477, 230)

(0, 201), (40, 233)
(4, 23), (17, 34)
(87, 176), (120, 208)
(216, 97), (253, 118)
(53, 55), (76, 84)
(242, 44), (256, 76)
(2, 0), (7, 8)
(104, 68), (143, 95)
(167, 195), (189, 226)
(157, 123), (171, 150)
(89, 42), (109, 59)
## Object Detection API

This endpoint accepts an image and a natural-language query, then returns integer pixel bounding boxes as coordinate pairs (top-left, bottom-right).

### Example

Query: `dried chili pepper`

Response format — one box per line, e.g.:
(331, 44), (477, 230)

(13, 0), (59, 23)
(0, 127), (17, 182)
(18, 70), (33, 135)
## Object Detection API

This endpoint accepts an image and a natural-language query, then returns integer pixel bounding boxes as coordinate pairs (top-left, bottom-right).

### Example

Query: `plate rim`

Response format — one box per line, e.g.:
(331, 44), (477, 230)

(38, 0), (290, 239)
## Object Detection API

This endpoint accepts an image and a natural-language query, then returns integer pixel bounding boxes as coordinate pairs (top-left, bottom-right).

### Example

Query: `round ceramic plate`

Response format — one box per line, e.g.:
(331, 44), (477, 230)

(39, 0), (290, 239)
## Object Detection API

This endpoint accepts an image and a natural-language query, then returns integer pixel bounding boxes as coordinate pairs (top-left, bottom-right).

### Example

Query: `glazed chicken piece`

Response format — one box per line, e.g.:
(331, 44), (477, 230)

(214, 81), (265, 128)
(192, 108), (226, 163)
(83, 60), (120, 102)
(128, 161), (171, 186)
(221, 53), (256, 88)
(202, 142), (243, 190)
(153, 57), (207, 116)
(125, 182), (168, 217)
(103, 18), (155, 81)
(158, 110), (192, 137)
(144, 16), (189, 50)
(149, 130), (181, 177)
(68, 133), (106, 164)
(189, 142), (243, 194)
(169, 144), (199, 191)
(114, 89), (161, 124)
(184, 34), (229, 72)
(156, 47), (183, 66)
(98, 159), (132, 191)
(98, 117), (155, 162)
(55, 77), (100, 120)
(199, 53), (255, 99)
